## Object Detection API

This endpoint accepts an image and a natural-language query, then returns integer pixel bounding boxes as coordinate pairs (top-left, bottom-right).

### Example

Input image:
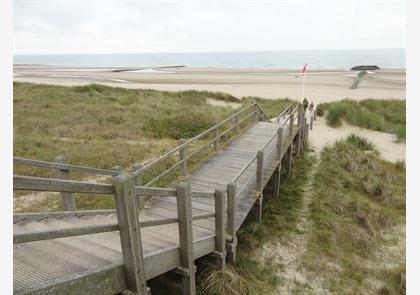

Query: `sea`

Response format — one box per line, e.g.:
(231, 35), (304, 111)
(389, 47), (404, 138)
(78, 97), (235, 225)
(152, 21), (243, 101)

(14, 48), (405, 69)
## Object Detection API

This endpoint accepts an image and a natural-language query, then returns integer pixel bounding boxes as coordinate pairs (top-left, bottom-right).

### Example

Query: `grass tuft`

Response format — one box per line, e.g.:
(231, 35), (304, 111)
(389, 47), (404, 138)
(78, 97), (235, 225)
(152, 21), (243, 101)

(320, 99), (405, 141)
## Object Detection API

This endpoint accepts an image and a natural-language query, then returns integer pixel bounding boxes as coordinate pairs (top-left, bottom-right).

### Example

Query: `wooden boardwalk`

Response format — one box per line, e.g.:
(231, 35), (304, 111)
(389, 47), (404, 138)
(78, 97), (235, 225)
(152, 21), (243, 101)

(13, 102), (314, 295)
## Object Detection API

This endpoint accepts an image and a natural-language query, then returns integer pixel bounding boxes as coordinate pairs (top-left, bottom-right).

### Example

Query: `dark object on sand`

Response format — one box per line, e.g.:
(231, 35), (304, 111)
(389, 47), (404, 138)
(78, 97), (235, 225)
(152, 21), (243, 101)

(350, 65), (380, 71)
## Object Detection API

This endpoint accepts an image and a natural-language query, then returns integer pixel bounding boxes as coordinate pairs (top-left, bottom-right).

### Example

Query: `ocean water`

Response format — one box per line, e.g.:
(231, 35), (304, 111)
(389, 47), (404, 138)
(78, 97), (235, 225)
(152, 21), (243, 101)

(14, 48), (405, 69)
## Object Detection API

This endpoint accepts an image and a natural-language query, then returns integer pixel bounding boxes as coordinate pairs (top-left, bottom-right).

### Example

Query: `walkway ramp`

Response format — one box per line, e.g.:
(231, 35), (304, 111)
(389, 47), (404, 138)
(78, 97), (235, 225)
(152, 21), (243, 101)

(13, 102), (315, 295)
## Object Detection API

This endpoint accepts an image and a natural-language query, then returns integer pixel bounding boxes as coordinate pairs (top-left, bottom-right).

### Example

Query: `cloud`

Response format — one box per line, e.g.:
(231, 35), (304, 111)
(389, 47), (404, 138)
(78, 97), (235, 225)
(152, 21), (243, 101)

(13, 0), (405, 54)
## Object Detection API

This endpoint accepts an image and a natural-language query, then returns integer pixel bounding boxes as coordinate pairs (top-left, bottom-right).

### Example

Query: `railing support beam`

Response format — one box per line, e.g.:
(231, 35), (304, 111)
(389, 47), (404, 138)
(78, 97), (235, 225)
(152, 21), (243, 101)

(113, 174), (148, 295)
(214, 127), (219, 151)
(132, 163), (145, 210)
(226, 182), (237, 264)
(273, 165), (281, 198)
(53, 156), (76, 211)
(213, 190), (226, 270)
(179, 139), (187, 176)
(235, 114), (240, 134)
(277, 127), (284, 161)
(176, 182), (196, 295)
(253, 150), (264, 223)
(288, 113), (294, 142)
(287, 145), (293, 173)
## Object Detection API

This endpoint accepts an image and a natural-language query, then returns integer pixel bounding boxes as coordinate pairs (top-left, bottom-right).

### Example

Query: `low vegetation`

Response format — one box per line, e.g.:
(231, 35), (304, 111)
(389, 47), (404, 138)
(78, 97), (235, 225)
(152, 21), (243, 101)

(13, 82), (293, 212)
(316, 99), (405, 141)
(303, 135), (406, 294)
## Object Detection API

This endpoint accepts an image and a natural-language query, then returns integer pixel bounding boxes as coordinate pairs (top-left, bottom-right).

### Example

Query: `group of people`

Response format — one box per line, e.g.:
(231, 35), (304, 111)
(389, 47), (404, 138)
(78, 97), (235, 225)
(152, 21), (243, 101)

(302, 97), (314, 113)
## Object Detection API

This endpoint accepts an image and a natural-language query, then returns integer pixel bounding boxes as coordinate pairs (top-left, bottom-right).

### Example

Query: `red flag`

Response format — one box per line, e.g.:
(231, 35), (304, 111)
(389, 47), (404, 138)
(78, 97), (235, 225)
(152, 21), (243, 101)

(302, 63), (308, 73)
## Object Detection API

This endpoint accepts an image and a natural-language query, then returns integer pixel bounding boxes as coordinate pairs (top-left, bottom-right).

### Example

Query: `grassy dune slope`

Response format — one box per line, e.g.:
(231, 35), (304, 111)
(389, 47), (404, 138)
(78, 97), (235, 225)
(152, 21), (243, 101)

(316, 99), (406, 141)
(304, 135), (406, 294)
(13, 82), (293, 212)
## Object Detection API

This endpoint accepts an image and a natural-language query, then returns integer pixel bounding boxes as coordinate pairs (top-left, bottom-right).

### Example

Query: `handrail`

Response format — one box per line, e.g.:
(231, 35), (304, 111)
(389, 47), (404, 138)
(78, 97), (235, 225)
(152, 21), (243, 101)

(231, 103), (296, 185)
(133, 102), (259, 177)
(275, 104), (293, 122)
(231, 154), (257, 182)
(13, 175), (114, 194)
(13, 212), (216, 244)
(13, 175), (213, 198)
(14, 157), (120, 176)
(254, 103), (270, 121)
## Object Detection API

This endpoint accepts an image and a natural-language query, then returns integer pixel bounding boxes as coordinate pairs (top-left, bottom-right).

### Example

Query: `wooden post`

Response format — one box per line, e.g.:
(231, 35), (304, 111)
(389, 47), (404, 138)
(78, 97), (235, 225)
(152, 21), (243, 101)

(287, 145), (293, 173)
(296, 109), (303, 156)
(214, 127), (219, 151)
(305, 122), (310, 145)
(297, 106), (303, 127)
(256, 150), (264, 197)
(226, 182), (237, 264)
(254, 150), (264, 223)
(179, 138), (187, 176)
(132, 163), (145, 210)
(300, 117), (307, 152)
(273, 165), (281, 198)
(53, 156), (76, 211)
(213, 190), (226, 270)
(113, 174), (148, 294)
(277, 127), (284, 161)
(235, 114), (240, 134)
(253, 103), (258, 122)
(289, 112), (294, 141)
(176, 182), (196, 295)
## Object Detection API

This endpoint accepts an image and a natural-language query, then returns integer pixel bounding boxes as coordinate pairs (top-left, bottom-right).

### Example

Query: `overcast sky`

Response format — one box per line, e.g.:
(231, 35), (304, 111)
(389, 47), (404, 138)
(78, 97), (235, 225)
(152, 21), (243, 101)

(14, 0), (405, 54)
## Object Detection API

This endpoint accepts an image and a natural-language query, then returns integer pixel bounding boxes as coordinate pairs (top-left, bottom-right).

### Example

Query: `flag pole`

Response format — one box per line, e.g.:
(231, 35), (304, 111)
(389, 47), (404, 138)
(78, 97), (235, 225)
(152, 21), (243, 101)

(301, 71), (306, 100)
(301, 63), (307, 101)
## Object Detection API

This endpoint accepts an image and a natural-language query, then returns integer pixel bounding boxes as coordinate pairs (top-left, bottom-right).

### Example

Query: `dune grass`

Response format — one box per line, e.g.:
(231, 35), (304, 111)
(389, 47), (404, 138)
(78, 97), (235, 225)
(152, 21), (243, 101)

(13, 82), (293, 212)
(316, 99), (405, 141)
(303, 135), (406, 294)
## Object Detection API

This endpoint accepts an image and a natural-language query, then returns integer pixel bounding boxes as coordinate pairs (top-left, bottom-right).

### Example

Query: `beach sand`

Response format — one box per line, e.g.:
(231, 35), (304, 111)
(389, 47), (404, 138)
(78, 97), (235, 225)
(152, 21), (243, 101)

(13, 65), (405, 103)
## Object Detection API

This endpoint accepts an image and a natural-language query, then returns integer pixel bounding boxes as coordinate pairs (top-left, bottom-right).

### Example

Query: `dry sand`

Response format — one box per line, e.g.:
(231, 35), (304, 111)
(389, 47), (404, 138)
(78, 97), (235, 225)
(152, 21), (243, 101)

(308, 115), (405, 162)
(13, 65), (405, 103)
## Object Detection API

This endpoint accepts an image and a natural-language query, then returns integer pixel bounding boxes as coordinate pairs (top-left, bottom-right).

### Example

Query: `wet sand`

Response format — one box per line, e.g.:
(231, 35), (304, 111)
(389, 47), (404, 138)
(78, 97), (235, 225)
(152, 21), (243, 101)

(13, 65), (405, 103)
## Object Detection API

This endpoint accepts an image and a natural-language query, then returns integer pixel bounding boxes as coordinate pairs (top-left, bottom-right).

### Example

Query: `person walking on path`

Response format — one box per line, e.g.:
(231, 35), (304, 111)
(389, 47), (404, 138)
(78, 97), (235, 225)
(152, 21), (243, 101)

(303, 97), (309, 112)
(308, 101), (314, 113)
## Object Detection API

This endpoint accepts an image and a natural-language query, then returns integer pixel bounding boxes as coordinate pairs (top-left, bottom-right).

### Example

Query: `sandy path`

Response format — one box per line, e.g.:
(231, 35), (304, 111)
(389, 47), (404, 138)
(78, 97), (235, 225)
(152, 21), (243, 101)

(308, 115), (405, 163)
(258, 161), (329, 294)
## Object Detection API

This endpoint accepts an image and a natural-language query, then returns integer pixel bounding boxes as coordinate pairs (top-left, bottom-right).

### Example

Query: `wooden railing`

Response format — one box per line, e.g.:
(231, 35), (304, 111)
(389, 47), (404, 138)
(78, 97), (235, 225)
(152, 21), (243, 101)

(13, 174), (225, 294)
(131, 102), (269, 188)
(13, 101), (270, 212)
